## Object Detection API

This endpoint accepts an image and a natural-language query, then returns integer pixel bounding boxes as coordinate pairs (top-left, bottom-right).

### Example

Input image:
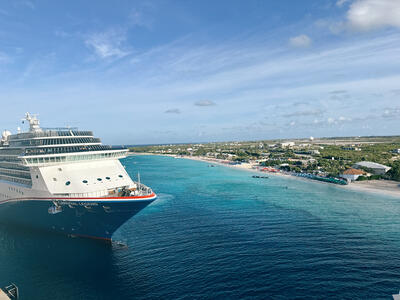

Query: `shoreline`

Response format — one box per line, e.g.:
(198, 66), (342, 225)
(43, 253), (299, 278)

(130, 153), (400, 198)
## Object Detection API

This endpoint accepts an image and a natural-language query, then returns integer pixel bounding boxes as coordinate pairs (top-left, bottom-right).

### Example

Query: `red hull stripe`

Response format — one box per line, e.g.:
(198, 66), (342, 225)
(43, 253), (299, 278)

(0, 192), (157, 204)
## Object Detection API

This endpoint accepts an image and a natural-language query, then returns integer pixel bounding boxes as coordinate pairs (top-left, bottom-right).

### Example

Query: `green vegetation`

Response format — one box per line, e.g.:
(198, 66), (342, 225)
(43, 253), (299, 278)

(388, 161), (400, 181)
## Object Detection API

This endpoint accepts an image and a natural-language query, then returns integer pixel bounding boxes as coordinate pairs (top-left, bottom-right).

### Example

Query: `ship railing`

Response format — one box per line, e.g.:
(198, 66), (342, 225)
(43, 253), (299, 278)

(54, 185), (153, 199)
(2, 283), (19, 299)
(10, 130), (94, 140)
(109, 183), (153, 197)
(54, 190), (109, 198)
(24, 145), (126, 156)
(136, 183), (153, 195)
(21, 149), (128, 166)
(41, 127), (79, 131)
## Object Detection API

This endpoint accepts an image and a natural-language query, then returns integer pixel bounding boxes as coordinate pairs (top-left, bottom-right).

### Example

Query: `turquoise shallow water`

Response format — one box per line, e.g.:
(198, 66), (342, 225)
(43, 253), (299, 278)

(1, 155), (400, 299)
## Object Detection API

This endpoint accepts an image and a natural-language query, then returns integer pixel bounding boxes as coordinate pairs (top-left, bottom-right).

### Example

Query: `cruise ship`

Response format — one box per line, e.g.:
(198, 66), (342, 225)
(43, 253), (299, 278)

(0, 113), (157, 242)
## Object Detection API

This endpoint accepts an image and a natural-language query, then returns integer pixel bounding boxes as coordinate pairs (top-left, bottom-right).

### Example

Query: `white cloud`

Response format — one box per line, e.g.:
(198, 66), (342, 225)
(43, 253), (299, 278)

(85, 29), (130, 59)
(382, 107), (400, 118)
(165, 108), (181, 114)
(347, 0), (400, 31)
(289, 34), (312, 48)
(338, 116), (352, 122)
(283, 109), (324, 118)
(129, 9), (153, 29)
(336, 0), (350, 7)
(194, 100), (216, 107)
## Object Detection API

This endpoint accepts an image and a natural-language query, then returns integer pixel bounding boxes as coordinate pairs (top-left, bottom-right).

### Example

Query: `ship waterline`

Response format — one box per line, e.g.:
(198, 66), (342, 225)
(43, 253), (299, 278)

(0, 113), (156, 241)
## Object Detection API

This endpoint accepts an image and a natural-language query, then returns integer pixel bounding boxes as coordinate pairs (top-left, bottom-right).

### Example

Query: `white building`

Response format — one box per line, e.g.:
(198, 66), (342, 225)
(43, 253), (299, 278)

(280, 142), (295, 148)
(353, 161), (391, 175)
(310, 150), (320, 155)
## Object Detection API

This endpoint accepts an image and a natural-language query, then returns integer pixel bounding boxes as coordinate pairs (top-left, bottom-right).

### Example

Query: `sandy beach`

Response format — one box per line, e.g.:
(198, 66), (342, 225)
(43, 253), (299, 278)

(131, 153), (400, 198)
(345, 180), (400, 197)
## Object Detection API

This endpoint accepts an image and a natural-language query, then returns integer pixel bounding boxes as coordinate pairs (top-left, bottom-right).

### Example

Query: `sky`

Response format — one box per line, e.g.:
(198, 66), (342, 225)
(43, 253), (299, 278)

(1, 0), (400, 144)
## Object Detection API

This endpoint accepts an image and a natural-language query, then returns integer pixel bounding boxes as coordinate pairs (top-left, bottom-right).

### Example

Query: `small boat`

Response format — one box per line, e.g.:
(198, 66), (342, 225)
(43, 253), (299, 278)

(252, 175), (268, 179)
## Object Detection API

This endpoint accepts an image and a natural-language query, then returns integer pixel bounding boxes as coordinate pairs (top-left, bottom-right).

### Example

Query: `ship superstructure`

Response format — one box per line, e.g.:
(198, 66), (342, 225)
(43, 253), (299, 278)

(0, 113), (156, 241)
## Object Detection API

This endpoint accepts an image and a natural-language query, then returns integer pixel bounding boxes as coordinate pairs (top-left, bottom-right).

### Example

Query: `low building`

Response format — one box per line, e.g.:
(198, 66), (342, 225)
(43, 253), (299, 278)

(310, 149), (320, 155)
(353, 161), (391, 175)
(280, 142), (295, 148)
(298, 143), (311, 147)
(295, 150), (320, 155)
(340, 168), (366, 182)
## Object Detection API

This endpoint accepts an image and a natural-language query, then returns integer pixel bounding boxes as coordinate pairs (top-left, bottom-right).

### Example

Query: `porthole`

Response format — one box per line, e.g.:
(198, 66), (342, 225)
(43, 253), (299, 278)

(97, 178), (102, 181)
(36, 175), (39, 179)
(82, 180), (88, 184)
(118, 175), (123, 178)
(106, 177), (110, 180)
(65, 181), (71, 186)
(53, 178), (57, 182)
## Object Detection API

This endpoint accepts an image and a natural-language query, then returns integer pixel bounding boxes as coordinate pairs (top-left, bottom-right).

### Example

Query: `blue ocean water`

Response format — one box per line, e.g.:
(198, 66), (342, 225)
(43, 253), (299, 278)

(1, 155), (400, 299)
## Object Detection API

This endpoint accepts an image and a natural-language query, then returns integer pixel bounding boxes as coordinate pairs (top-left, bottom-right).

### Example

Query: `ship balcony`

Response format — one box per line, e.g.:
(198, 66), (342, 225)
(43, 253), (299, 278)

(20, 149), (128, 166)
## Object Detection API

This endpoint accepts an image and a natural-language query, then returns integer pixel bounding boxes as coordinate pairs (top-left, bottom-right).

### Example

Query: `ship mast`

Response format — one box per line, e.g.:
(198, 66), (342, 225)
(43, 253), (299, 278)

(24, 112), (42, 133)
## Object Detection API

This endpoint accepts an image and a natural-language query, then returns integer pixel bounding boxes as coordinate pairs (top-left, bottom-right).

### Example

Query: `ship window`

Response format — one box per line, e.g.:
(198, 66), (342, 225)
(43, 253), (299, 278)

(58, 168), (62, 171)
(118, 175), (123, 178)
(36, 175), (39, 179)
(97, 178), (102, 181)
(106, 177), (110, 180)
(53, 178), (57, 181)
(65, 181), (71, 186)
(82, 180), (88, 184)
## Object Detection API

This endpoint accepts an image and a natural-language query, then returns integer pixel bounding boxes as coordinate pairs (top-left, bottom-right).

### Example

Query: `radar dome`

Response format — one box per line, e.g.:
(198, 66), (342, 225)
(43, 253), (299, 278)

(309, 136), (314, 141)
(2, 130), (11, 138)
